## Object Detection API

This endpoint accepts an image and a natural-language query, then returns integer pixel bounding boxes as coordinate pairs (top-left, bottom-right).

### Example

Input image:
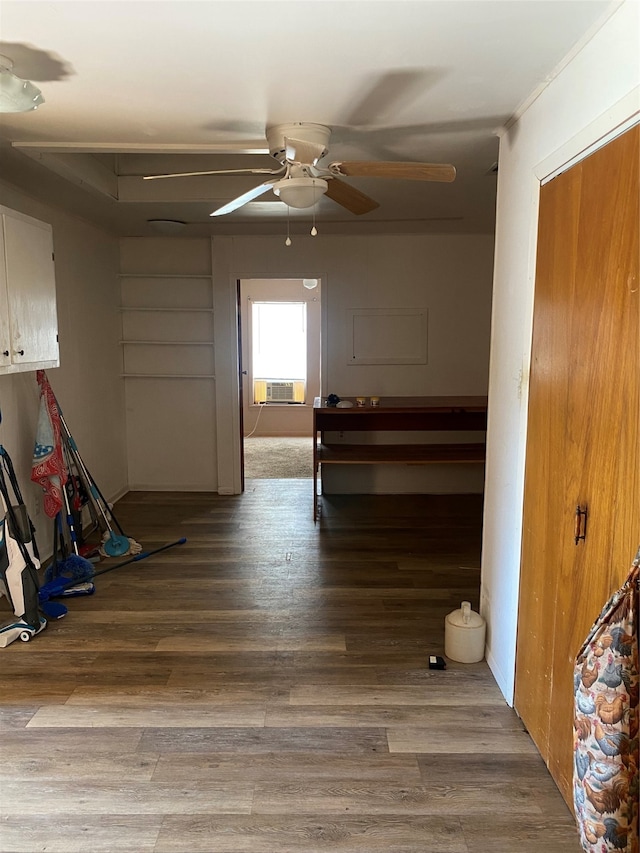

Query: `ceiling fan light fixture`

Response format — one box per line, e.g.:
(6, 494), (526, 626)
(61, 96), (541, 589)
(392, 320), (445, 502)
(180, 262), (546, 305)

(0, 55), (44, 113)
(273, 177), (328, 209)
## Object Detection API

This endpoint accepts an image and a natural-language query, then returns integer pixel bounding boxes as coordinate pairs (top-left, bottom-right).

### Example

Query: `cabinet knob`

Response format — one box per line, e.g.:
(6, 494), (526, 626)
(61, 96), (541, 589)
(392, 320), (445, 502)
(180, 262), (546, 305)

(15, 349), (25, 356)
(2, 350), (8, 357)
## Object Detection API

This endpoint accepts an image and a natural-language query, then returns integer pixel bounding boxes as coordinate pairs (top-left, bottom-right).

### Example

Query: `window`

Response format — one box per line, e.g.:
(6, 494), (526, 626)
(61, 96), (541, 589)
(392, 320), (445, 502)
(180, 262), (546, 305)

(252, 301), (306, 380)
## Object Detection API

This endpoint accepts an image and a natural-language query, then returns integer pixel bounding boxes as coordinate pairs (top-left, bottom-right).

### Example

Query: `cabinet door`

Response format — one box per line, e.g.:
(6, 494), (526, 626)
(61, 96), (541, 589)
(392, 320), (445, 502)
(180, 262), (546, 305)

(515, 125), (640, 805)
(3, 209), (58, 367)
(0, 222), (10, 368)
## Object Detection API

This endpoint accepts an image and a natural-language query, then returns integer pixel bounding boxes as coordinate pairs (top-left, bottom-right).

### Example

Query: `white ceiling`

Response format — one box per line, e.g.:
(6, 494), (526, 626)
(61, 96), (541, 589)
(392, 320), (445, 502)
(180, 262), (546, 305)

(0, 0), (616, 237)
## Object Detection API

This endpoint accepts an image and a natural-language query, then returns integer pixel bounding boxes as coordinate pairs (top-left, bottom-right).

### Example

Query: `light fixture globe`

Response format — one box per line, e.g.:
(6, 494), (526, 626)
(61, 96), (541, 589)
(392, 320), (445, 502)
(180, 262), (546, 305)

(273, 177), (328, 209)
(0, 55), (44, 113)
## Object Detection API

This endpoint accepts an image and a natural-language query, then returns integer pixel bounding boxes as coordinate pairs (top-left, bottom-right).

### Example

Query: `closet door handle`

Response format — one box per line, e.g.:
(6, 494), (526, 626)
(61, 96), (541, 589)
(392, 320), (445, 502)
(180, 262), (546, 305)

(574, 505), (587, 545)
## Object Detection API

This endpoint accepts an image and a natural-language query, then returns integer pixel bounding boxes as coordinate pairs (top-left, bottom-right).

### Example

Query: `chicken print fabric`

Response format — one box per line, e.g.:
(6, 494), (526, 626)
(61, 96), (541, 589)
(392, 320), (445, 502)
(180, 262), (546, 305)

(573, 550), (639, 853)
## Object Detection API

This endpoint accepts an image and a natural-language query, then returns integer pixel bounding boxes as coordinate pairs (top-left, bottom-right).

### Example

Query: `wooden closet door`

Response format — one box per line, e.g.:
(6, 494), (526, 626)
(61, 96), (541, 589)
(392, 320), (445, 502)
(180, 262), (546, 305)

(515, 125), (639, 805)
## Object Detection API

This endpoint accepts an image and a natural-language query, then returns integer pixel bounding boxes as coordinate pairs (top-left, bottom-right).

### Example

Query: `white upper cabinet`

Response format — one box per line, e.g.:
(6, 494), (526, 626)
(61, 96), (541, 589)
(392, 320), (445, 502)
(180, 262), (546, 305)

(0, 206), (59, 374)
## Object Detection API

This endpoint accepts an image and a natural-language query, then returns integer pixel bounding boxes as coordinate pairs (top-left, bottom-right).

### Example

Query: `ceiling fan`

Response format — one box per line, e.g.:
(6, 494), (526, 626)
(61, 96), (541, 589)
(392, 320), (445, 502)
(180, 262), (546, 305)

(143, 122), (456, 217)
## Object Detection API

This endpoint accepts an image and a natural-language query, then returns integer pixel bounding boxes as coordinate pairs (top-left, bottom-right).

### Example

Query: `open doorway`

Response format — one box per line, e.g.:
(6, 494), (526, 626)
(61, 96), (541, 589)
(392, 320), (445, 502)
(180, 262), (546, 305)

(239, 277), (321, 480)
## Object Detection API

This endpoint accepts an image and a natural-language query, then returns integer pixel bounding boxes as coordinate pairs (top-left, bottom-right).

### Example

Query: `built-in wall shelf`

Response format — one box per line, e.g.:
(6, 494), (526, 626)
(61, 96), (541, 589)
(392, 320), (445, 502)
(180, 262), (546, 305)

(121, 373), (216, 379)
(119, 340), (214, 346)
(119, 307), (214, 313)
(118, 245), (218, 491)
(118, 274), (212, 279)
(119, 272), (215, 380)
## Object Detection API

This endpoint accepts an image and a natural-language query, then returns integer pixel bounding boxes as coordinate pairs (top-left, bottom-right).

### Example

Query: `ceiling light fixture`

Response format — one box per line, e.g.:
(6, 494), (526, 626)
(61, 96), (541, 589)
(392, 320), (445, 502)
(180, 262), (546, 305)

(273, 177), (328, 209)
(146, 219), (187, 235)
(0, 55), (44, 113)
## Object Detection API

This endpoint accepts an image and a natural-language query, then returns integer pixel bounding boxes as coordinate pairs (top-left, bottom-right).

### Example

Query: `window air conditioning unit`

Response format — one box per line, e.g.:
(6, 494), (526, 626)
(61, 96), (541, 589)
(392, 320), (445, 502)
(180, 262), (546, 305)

(266, 381), (295, 402)
(253, 380), (305, 403)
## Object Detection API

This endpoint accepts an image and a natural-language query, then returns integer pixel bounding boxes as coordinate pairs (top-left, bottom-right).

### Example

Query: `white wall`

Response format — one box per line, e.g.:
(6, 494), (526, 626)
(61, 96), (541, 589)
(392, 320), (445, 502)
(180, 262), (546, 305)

(482, 0), (640, 703)
(0, 181), (125, 559)
(211, 233), (494, 494)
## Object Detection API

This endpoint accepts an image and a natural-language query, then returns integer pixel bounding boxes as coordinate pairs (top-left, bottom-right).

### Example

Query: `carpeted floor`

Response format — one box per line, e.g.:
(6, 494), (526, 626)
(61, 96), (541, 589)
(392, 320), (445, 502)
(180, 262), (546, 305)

(243, 436), (313, 479)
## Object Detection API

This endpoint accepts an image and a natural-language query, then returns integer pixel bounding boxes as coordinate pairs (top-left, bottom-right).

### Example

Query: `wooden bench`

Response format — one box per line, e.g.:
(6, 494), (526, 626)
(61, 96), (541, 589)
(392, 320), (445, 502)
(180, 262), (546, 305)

(313, 396), (487, 520)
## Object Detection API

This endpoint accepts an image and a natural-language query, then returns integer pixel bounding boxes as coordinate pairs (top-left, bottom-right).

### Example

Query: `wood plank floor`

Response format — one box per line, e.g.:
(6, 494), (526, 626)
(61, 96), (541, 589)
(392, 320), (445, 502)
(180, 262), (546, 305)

(0, 482), (581, 853)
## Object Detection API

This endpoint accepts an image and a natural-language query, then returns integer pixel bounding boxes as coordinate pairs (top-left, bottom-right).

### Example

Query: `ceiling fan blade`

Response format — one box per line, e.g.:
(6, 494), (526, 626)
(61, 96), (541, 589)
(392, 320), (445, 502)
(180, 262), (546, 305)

(325, 177), (379, 215)
(210, 180), (278, 216)
(144, 167), (284, 181)
(330, 161), (456, 182)
(285, 136), (327, 165)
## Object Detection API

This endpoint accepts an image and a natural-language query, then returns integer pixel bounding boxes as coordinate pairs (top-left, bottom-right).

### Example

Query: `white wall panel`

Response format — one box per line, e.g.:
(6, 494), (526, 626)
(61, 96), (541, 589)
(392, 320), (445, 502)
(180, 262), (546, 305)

(124, 378), (216, 491)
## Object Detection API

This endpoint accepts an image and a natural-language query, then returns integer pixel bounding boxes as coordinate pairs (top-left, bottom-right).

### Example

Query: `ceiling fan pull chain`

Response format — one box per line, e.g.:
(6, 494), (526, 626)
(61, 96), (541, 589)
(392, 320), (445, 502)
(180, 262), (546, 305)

(285, 206), (292, 246)
(310, 184), (318, 236)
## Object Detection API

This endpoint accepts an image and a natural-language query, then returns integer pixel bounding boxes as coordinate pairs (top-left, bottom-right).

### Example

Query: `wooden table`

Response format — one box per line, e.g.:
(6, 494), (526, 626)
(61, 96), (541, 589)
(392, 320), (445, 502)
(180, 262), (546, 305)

(313, 396), (488, 520)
